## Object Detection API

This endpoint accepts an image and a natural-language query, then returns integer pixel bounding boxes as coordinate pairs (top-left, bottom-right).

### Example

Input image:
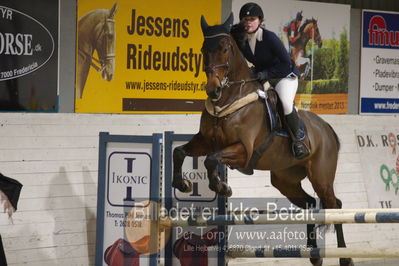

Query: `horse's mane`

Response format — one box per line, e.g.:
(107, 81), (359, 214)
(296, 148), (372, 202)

(299, 18), (317, 34)
(78, 9), (108, 28)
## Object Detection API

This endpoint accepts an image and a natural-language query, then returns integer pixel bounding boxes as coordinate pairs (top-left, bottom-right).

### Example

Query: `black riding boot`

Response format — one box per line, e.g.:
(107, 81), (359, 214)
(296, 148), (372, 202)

(285, 109), (310, 159)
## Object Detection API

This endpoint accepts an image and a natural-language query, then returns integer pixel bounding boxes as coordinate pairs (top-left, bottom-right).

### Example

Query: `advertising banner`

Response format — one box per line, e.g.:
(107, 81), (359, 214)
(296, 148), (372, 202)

(360, 10), (399, 114)
(0, 1), (58, 111)
(232, 0), (350, 114)
(356, 129), (399, 208)
(96, 133), (162, 266)
(75, 0), (220, 113)
(164, 132), (226, 266)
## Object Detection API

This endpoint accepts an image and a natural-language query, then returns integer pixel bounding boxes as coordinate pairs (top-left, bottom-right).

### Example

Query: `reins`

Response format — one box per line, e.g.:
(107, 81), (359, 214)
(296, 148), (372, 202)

(78, 49), (106, 72)
(203, 33), (260, 116)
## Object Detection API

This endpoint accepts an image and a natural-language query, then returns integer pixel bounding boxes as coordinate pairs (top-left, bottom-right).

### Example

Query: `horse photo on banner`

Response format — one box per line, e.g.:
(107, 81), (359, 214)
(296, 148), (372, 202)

(76, 3), (117, 99)
(75, 0), (220, 113)
(232, 0), (350, 114)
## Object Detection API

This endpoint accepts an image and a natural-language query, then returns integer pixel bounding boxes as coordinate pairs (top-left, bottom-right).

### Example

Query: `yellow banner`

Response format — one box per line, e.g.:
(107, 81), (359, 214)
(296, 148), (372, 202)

(75, 0), (221, 113)
(295, 93), (348, 114)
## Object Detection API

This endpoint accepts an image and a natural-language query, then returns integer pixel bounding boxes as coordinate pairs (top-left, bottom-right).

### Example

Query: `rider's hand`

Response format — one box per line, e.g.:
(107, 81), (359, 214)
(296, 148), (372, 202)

(256, 71), (268, 84)
(249, 66), (256, 75)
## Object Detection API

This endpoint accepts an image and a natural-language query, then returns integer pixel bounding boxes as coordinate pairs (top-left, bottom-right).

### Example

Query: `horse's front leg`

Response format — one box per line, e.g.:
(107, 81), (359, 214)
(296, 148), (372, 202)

(173, 133), (211, 193)
(204, 142), (247, 197)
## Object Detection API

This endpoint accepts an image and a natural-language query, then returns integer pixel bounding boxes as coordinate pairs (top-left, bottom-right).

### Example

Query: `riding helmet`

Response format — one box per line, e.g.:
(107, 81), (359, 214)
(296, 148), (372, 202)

(239, 2), (264, 20)
(296, 11), (303, 21)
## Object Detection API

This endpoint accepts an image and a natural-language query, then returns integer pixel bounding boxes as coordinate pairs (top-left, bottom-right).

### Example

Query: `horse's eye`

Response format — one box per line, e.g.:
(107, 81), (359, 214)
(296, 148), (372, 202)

(223, 48), (228, 53)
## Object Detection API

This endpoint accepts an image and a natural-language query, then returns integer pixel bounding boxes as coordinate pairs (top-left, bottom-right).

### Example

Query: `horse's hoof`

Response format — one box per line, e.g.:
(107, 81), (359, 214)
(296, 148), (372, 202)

(172, 179), (193, 193)
(219, 183), (233, 198)
(339, 258), (354, 266)
(208, 182), (232, 197)
(310, 258), (323, 266)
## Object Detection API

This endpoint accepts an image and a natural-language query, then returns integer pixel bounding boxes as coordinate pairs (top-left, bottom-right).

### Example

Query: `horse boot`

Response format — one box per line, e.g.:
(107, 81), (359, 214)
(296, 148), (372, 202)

(285, 109), (310, 159)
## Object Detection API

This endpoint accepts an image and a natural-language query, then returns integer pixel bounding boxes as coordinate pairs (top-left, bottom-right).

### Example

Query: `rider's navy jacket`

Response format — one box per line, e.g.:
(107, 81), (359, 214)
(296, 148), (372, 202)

(242, 28), (300, 80)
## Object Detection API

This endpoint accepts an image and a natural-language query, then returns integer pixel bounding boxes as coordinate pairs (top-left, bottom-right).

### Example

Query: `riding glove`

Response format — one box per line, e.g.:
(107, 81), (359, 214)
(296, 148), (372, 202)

(256, 71), (268, 84)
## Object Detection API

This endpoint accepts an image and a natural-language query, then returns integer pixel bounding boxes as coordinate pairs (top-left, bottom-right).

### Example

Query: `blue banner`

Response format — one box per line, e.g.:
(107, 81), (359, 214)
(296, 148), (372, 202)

(361, 97), (399, 113)
(363, 11), (399, 49)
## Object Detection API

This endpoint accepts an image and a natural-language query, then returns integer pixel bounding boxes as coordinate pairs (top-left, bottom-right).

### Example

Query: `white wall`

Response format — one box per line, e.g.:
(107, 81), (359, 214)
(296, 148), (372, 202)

(0, 113), (398, 265)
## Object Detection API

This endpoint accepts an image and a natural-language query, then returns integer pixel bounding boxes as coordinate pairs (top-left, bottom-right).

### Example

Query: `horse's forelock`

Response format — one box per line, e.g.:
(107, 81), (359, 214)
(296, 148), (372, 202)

(202, 35), (230, 52)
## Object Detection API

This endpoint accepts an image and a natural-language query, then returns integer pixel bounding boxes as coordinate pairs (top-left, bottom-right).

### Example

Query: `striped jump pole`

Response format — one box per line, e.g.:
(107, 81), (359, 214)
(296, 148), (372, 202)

(227, 247), (399, 258)
(160, 209), (399, 227)
(227, 208), (399, 215)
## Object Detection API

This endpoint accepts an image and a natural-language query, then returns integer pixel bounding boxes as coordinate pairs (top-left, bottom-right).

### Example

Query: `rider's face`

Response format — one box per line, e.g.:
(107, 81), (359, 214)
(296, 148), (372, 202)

(243, 16), (261, 33)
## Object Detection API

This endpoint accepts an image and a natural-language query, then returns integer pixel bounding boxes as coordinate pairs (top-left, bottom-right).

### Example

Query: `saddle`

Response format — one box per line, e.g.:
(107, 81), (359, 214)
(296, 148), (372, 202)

(262, 88), (290, 138)
(237, 88), (306, 175)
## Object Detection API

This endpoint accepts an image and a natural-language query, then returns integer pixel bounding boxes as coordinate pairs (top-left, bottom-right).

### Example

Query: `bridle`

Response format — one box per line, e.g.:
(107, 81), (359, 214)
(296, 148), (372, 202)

(203, 33), (258, 95)
(304, 20), (321, 47)
(79, 17), (115, 73)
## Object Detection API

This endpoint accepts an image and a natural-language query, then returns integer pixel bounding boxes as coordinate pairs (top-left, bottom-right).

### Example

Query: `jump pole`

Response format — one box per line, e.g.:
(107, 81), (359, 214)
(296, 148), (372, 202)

(227, 247), (399, 258)
(227, 208), (399, 214)
(160, 209), (399, 227)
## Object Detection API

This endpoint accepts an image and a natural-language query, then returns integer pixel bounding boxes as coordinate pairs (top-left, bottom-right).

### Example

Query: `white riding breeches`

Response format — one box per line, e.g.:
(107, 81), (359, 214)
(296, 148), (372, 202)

(271, 76), (298, 115)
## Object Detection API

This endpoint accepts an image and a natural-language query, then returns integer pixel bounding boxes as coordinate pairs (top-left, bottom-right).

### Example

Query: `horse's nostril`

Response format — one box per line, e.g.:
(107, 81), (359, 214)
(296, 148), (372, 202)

(208, 87), (221, 100)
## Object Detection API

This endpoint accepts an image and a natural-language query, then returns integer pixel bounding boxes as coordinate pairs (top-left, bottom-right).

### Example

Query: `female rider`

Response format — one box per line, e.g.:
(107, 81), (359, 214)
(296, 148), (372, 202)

(238, 2), (309, 159)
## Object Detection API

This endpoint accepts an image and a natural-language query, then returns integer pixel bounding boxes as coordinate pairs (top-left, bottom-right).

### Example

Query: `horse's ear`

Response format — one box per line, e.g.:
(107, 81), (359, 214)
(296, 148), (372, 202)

(109, 3), (118, 19)
(223, 12), (234, 32)
(201, 15), (208, 34)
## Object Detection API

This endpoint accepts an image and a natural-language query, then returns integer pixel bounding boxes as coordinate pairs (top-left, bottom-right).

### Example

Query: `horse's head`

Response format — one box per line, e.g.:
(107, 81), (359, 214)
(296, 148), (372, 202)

(299, 18), (322, 49)
(200, 13), (235, 101)
(309, 18), (322, 48)
(95, 3), (117, 81)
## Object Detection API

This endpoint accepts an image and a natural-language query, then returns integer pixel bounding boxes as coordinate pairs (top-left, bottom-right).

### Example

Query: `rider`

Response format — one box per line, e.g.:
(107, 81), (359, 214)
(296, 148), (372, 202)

(238, 2), (309, 159)
(283, 11), (303, 53)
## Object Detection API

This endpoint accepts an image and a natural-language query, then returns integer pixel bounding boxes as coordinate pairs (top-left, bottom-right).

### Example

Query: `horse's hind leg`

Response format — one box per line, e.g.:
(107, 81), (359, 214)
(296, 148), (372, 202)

(173, 133), (211, 193)
(308, 161), (354, 266)
(204, 142), (247, 197)
(271, 169), (322, 266)
(334, 198), (354, 266)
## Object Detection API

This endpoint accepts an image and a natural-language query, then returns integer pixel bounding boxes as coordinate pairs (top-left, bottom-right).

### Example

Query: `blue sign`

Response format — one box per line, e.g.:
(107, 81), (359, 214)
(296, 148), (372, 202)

(363, 11), (399, 49)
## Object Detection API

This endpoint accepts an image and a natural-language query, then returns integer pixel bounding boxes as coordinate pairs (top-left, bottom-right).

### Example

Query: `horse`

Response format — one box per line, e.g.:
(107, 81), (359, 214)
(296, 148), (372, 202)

(76, 3), (117, 99)
(290, 18), (322, 79)
(172, 14), (353, 266)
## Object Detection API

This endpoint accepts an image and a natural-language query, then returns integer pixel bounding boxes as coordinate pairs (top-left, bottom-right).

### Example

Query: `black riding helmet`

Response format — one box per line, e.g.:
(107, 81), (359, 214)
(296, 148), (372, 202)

(239, 2), (264, 20)
(296, 11), (303, 21)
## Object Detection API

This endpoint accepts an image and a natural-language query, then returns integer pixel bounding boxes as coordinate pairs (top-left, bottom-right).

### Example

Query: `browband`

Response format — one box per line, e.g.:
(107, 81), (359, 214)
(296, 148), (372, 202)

(204, 33), (230, 39)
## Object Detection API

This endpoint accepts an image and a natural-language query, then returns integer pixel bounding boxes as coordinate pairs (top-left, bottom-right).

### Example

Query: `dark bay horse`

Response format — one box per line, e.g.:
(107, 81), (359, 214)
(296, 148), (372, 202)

(172, 14), (353, 266)
(76, 3), (117, 99)
(291, 18), (322, 79)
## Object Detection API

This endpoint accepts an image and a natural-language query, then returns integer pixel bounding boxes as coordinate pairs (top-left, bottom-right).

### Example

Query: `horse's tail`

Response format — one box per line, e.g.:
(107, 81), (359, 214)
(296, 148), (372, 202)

(327, 123), (340, 151)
